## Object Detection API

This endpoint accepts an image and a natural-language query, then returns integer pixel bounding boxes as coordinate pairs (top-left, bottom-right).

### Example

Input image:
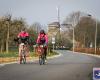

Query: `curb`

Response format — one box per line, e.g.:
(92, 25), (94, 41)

(48, 53), (62, 59)
(0, 62), (17, 67)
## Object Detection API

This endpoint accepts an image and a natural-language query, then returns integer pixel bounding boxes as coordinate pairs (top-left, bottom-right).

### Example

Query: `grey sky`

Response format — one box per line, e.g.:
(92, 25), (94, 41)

(0, 0), (100, 26)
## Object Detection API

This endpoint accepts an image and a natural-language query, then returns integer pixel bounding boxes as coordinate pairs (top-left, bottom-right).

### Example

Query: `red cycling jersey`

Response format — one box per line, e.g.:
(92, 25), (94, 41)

(18, 31), (29, 38)
(36, 33), (48, 44)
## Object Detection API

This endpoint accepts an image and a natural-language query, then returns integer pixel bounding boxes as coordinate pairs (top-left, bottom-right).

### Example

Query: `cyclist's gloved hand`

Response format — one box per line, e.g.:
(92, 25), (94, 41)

(44, 43), (47, 47)
(36, 43), (39, 47)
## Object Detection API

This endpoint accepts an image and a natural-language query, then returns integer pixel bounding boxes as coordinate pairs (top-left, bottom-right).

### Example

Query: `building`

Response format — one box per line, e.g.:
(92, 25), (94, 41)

(48, 22), (60, 44)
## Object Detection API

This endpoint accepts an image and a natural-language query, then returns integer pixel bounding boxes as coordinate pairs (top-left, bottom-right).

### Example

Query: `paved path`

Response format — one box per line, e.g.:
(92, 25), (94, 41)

(0, 50), (100, 80)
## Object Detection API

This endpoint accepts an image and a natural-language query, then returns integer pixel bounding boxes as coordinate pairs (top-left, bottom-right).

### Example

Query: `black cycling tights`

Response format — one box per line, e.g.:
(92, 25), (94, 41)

(44, 48), (47, 59)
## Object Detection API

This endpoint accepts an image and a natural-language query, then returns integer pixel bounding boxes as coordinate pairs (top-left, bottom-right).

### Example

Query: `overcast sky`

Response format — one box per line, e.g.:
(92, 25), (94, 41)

(0, 0), (100, 26)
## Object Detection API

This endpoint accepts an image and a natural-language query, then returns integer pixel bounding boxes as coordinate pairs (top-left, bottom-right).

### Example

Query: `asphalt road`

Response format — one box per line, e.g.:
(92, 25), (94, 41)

(0, 50), (100, 80)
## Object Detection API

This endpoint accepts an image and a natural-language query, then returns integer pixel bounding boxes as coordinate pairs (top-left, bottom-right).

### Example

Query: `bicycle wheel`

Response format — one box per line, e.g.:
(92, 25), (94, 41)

(42, 54), (45, 65)
(20, 56), (22, 64)
(39, 54), (45, 65)
(39, 55), (42, 65)
(23, 55), (26, 64)
(37, 45), (45, 65)
(22, 50), (26, 64)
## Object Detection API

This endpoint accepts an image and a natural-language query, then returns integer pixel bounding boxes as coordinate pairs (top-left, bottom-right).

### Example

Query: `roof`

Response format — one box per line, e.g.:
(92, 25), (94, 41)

(48, 22), (60, 28)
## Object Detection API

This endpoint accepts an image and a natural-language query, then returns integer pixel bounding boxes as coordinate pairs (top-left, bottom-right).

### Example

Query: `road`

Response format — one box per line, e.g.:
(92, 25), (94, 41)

(0, 50), (100, 80)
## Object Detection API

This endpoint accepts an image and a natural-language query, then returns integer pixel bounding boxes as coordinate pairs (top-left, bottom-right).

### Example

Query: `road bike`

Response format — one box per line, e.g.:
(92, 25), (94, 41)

(36, 45), (45, 65)
(19, 43), (26, 64)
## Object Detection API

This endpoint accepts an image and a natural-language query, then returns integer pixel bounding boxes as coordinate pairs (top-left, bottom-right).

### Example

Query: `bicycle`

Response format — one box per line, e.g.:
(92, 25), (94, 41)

(14, 37), (30, 64)
(36, 45), (45, 65)
(19, 43), (26, 64)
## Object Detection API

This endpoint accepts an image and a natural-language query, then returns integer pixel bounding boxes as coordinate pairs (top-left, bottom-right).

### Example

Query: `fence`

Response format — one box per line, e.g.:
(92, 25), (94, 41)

(74, 48), (100, 55)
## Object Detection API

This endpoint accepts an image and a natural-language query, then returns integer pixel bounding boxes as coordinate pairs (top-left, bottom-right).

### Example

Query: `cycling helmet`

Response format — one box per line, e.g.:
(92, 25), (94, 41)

(21, 28), (26, 32)
(40, 29), (45, 34)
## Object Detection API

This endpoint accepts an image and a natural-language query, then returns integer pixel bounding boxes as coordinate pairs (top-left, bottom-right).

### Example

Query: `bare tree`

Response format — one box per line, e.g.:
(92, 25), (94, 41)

(0, 15), (27, 52)
(62, 11), (100, 48)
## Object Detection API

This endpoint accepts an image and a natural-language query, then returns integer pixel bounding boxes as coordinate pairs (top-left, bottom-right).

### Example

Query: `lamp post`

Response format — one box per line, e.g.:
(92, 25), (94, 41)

(83, 14), (98, 54)
(57, 7), (61, 47)
(73, 26), (75, 53)
(95, 18), (97, 54)
(5, 15), (11, 53)
(87, 14), (97, 54)
(72, 15), (75, 53)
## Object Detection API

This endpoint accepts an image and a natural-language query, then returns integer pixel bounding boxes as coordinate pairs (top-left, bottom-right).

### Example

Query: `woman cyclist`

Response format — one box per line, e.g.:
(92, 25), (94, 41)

(17, 28), (30, 64)
(36, 30), (48, 62)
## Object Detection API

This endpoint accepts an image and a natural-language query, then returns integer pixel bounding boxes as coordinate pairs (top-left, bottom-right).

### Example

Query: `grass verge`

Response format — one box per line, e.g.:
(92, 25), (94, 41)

(0, 51), (59, 63)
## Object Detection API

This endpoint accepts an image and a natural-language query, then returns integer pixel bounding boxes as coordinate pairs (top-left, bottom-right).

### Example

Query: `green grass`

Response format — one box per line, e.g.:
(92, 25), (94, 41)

(0, 52), (18, 57)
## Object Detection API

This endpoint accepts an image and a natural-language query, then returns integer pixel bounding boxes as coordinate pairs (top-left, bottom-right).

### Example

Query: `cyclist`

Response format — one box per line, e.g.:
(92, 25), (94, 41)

(17, 28), (30, 64)
(36, 29), (48, 62)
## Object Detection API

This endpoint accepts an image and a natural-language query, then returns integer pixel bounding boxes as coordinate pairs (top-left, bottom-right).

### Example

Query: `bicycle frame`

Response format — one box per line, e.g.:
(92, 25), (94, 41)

(36, 45), (45, 65)
(19, 43), (26, 64)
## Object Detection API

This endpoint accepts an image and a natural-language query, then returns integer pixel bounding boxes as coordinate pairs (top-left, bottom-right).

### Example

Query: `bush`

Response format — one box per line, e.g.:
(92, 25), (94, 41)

(74, 48), (100, 55)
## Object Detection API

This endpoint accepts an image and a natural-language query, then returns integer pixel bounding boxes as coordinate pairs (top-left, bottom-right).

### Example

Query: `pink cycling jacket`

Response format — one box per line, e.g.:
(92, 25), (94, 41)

(36, 33), (48, 44)
(18, 32), (29, 38)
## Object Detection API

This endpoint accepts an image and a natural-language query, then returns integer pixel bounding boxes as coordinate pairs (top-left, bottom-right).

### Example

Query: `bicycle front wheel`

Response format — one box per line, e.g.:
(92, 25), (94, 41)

(22, 56), (26, 64)
(39, 54), (45, 65)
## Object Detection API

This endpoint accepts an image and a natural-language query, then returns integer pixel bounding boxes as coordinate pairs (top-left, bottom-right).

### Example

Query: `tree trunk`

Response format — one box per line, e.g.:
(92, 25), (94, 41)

(0, 40), (4, 53)
(6, 22), (9, 53)
(0, 44), (3, 53)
